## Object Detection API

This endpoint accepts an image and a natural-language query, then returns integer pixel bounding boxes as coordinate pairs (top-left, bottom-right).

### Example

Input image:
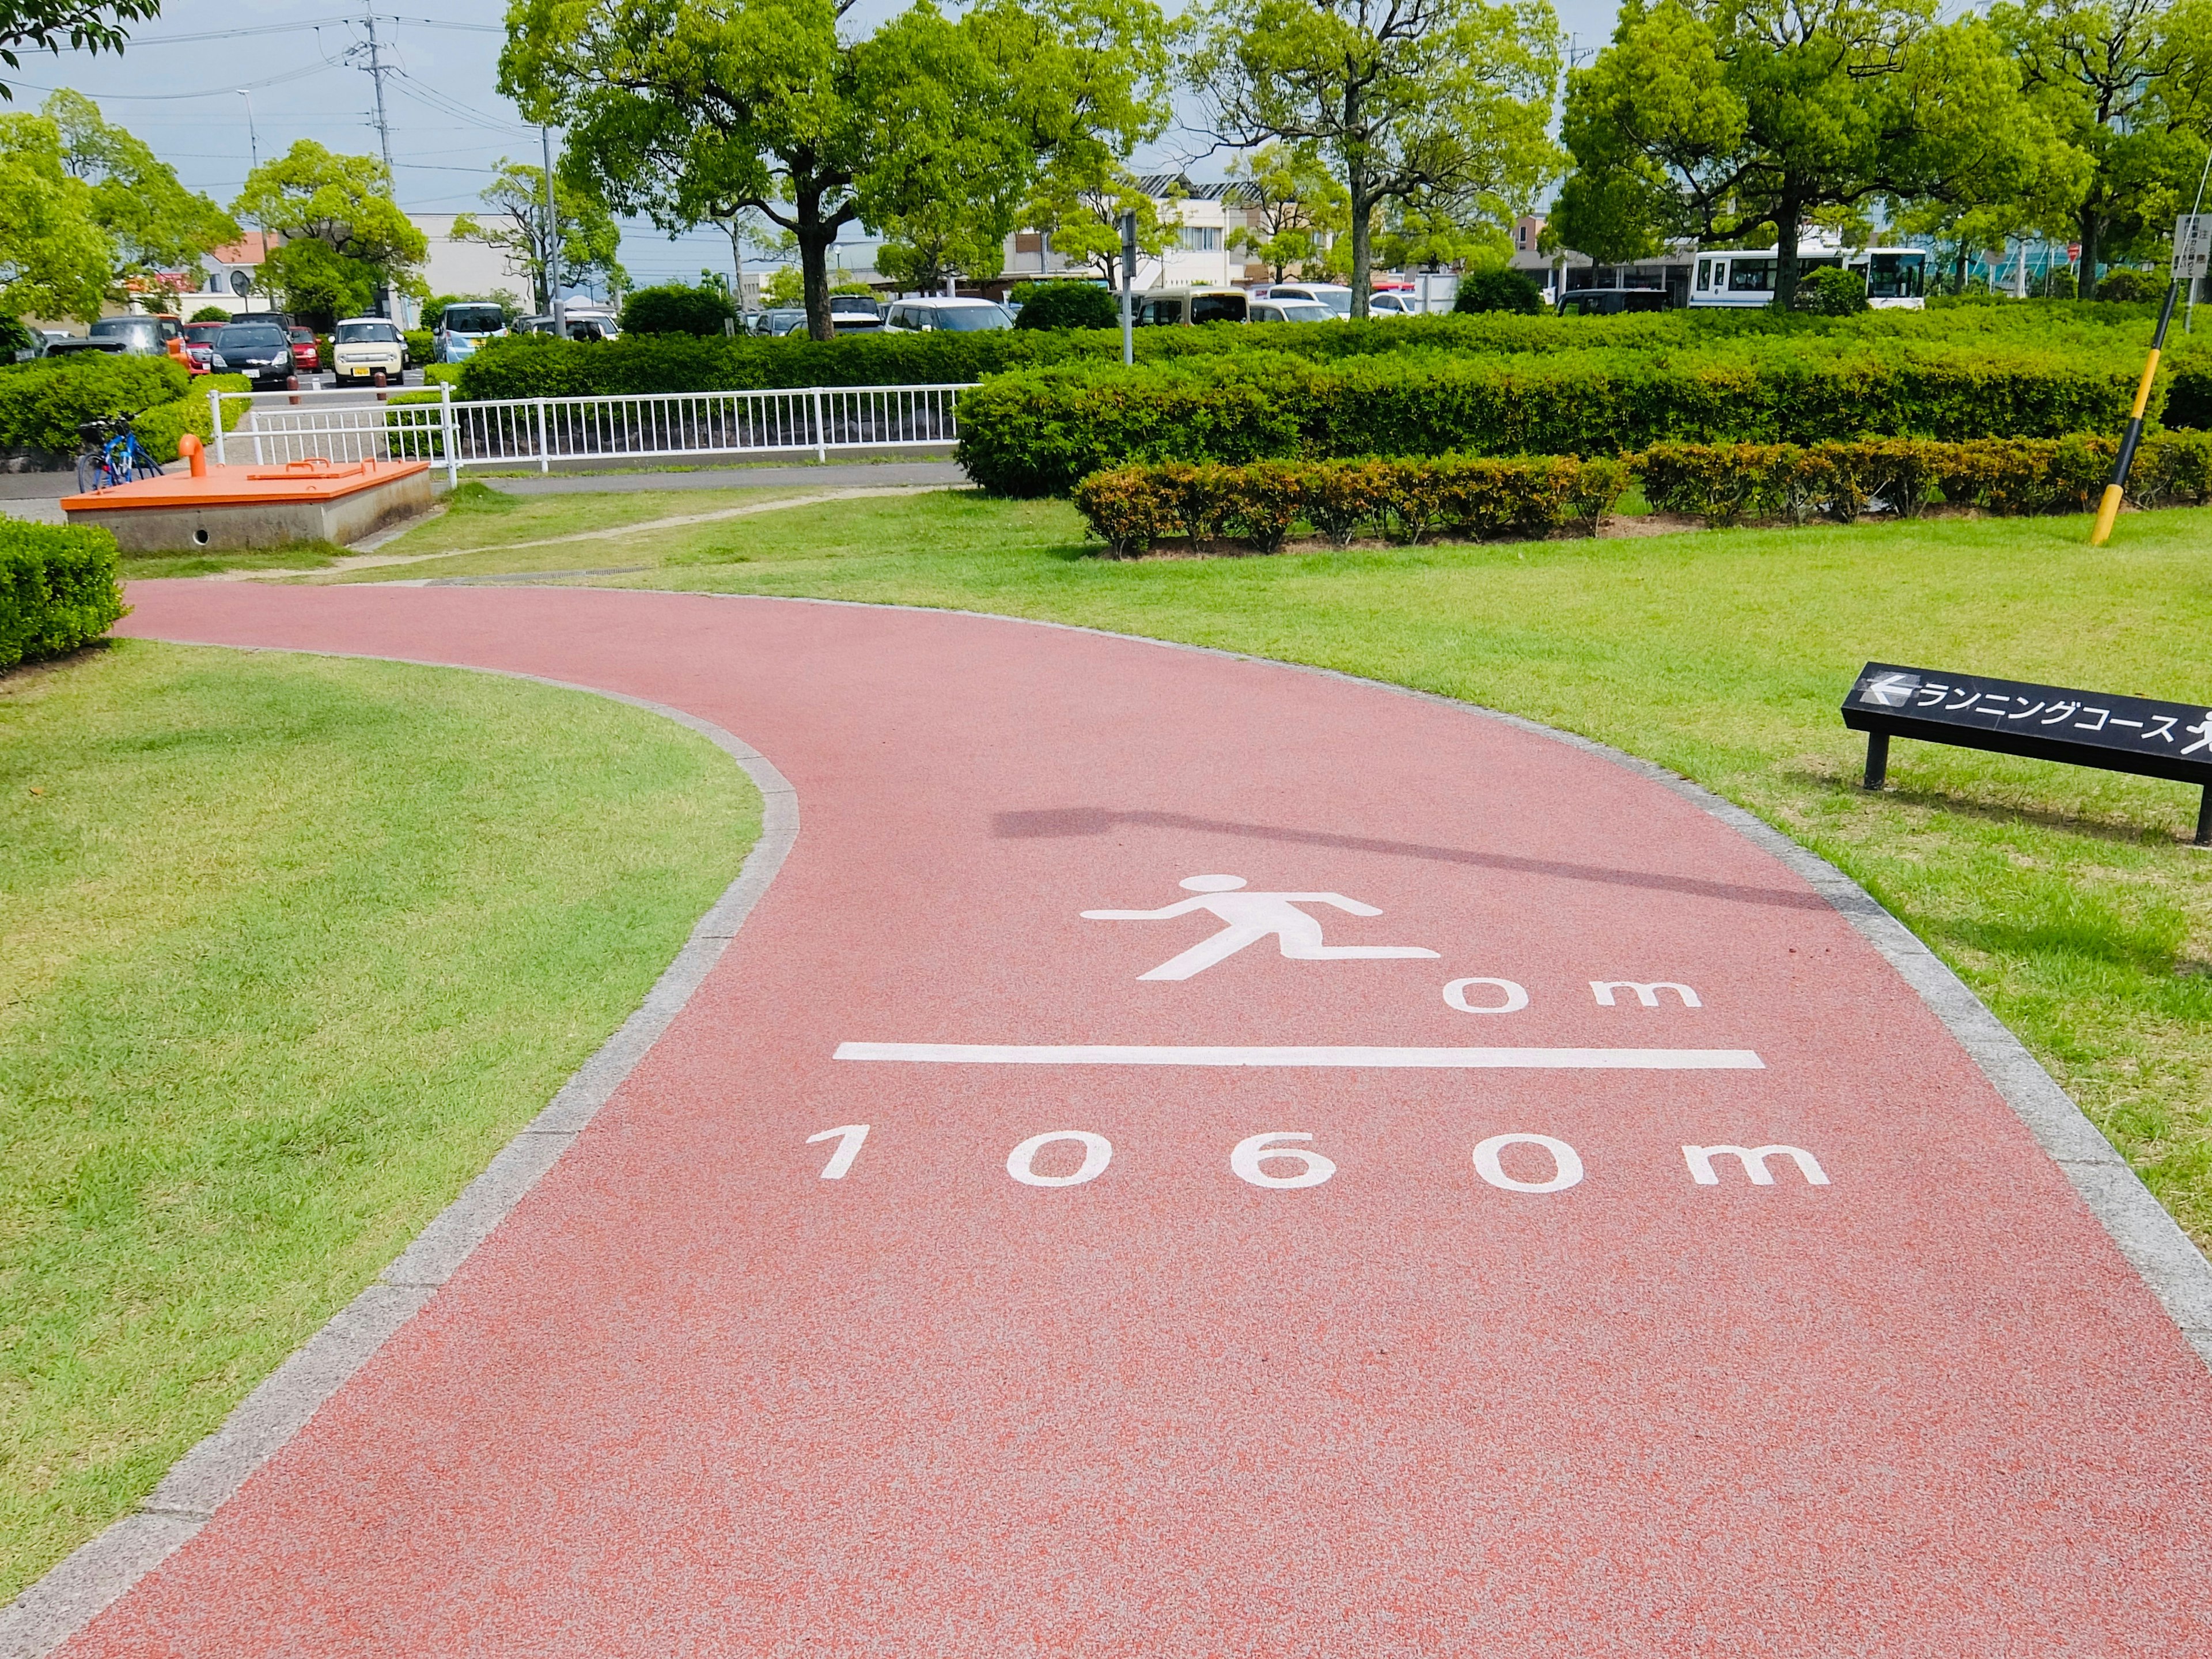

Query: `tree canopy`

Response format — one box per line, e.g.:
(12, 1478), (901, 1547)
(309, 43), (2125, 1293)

(0, 107), (111, 319)
(0, 0), (158, 100)
(453, 161), (626, 310)
(1226, 142), (1348, 280)
(1554, 0), (2088, 304)
(46, 90), (237, 296)
(232, 140), (427, 324)
(1188, 0), (1561, 316)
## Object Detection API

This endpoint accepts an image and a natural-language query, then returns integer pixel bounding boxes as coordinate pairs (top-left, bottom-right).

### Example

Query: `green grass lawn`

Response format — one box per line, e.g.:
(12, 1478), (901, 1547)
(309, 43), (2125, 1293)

(0, 641), (759, 1599)
(380, 486), (2212, 1249)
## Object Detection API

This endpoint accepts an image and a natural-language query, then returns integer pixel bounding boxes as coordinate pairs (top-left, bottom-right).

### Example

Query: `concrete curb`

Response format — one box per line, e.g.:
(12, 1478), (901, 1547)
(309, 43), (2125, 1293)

(12, 586), (2207, 1651)
(0, 648), (798, 1659)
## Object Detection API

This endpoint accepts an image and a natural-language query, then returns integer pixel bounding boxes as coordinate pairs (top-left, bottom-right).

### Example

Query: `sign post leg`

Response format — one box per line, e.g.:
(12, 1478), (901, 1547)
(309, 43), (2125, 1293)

(1863, 732), (1889, 791)
(2196, 784), (2210, 847)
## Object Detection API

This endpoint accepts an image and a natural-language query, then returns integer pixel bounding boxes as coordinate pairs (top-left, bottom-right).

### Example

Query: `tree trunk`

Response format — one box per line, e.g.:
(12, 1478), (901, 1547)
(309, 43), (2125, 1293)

(1774, 183), (1802, 309)
(1344, 85), (1369, 320)
(2078, 209), (2101, 300)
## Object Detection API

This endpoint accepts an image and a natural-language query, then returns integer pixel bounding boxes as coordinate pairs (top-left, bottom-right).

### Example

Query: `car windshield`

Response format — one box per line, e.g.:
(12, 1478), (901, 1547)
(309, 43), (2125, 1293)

(829, 297), (877, 313)
(443, 306), (504, 334)
(89, 319), (156, 339)
(185, 323), (224, 339)
(1276, 302), (1331, 322)
(1299, 289), (1351, 314)
(927, 305), (1011, 331)
(288, 328), (313, 342)
(336, 321), (401, 343)
(216, 326), (287, 351)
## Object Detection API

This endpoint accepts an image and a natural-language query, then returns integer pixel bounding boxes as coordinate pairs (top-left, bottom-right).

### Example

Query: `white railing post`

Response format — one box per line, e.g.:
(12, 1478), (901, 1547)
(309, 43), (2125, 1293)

(812, 387), (827, 463)
(440, 382), (457, 488)
(535, 397), (549, 474)
(209, 389), (225, 464)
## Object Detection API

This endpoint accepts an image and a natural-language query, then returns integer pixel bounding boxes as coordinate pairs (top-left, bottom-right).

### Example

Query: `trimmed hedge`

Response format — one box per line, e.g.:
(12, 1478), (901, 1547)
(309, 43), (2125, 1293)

(1069, 433), (2212, 556)
(456, 301), (2199, 401)
(1073, 456), (1633, 555)
(960, 347), (2142, 497)
(137, 373), (250, 463)
(0, 357), (248, 463)
(1639, 433), (2212, 525)
(0, 520), (126, 669)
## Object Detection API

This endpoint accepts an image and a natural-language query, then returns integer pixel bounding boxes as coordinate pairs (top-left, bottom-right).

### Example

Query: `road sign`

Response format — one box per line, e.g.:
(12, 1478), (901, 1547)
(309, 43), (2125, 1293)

(2172, 213), (2212, 278)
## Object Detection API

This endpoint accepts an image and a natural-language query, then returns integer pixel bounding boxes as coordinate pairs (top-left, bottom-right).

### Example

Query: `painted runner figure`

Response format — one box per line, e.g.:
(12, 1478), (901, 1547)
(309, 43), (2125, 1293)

(1083, 874), (1440, 982)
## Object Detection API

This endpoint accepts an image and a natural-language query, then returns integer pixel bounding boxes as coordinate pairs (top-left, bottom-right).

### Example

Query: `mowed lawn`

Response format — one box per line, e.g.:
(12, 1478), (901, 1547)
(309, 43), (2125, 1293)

(0, 641), (759, 1599)
(392, 485), (2212, 1247)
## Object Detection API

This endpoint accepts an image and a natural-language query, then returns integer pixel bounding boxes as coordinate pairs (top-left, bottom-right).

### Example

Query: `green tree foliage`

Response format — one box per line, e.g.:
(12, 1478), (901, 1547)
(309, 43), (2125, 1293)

(1012, 280), (1118, 328)
(233, 141), (427, 326)
(1995, 0), (2212, 297)
(502, 0), (1169, 342)
(1226, 142), (1348, 280)
(763, 267), (806, 309)
(452, 161), (626, 311)
(1791, 266), (1870, 312)
(0, 0), (157, 101)
(188, 304), (228, 321)
(1188, 0), (1562, 316)
(1452, 267), (1543, 312)
(45, 91), (236, 298)
(618, 283), (737, 335)
(1022, 162), (1175, 287)
(1556, 1), (2089, 306)
(0, 110), (111, 320)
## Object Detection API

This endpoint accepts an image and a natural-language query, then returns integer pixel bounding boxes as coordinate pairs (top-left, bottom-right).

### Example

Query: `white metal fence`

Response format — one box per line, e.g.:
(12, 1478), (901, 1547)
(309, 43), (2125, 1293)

(208, 381), (973, 483)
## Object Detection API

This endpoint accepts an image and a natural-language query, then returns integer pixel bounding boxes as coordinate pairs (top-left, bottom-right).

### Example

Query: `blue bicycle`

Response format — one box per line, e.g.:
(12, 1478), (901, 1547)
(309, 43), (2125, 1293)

(75, 408), (161, 493)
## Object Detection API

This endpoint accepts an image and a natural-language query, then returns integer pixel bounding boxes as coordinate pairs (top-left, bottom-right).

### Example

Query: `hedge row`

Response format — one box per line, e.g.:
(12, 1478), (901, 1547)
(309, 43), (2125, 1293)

(0, 520), (125, 669)
(453, 301), (2190, 402)
(1070, 433), (2212, 556)
(0, 356), (248, 463)
(1073, 455), (1633, 555)
(960, 349), (2141, 497)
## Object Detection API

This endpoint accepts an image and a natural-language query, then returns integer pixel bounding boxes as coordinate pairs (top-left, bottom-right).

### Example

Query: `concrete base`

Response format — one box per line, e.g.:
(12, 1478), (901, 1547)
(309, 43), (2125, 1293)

(66, 470), (435, 553)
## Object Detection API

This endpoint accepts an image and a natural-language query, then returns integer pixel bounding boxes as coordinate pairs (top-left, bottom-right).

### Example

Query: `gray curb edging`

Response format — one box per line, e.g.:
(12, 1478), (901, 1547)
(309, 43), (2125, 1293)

(11, 587), (2208, 1652)
(0, 650), (798, 1659)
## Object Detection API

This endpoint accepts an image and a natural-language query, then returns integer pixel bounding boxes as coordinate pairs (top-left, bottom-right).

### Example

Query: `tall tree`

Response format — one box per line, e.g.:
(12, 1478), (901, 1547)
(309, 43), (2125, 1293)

(44, 89), (236, 299)
(1994, 0), (2212, 296)
(1225, 142), (1349, 280)
(1022, 162), (1176, 287)
(1555, 0), (2086, 306)
(0, 108), (110, 318)
(0, 0), (159, 101)
(452, 161), (627, 310)
(1187, 0), (1562, 317)
(233, 140), (427, 323)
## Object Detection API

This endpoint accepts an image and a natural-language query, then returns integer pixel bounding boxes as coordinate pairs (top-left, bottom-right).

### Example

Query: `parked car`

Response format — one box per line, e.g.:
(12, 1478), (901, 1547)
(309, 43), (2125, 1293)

(1251, 282), (1350, 317)
(1366, 291), (1421, 316)
(830, 294), (881, 321)
(512, 309), (621, 342)
(209, 321), (297, 389)
(882, 297), (1014, 332)
(49, 313), (188, 360)
(753, 308), (807, 336)
(1555, 287), (1669, 316)
(1248, 298), (1334, 324)
(286, 328), (321, 374)
(435, 301), (507, 363)
(330, 316), (406, 384)
(1131, 287), (1248, 325)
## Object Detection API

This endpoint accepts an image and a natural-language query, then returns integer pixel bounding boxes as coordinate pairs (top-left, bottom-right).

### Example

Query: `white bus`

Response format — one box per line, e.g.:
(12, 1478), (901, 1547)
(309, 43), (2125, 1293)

(1690, 245), (1928, 309)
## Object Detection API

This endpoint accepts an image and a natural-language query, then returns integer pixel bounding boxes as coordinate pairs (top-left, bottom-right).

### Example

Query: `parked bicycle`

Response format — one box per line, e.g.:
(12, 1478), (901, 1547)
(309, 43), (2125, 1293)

(75, 408), (161, 493)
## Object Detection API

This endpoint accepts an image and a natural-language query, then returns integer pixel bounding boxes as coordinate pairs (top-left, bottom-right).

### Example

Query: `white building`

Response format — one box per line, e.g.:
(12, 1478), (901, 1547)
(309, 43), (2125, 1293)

(1001, 174), (1247, 294)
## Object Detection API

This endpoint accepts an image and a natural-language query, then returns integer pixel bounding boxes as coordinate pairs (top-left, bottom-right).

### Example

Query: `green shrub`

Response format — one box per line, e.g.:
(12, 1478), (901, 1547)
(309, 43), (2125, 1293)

(618, 283), (737, 336)
(404, 329), (434, 366)
(2098, 268), (2161, 302)
(959, 346), (2142, 497)
(1070, 453), (1634, 556)
(1014, 283), (1120, 331)
(0, 520), (124, 669)
(0, 355), (188, 454)
(133, 373), (249, 462)
(1792, 268), (1869, 315)
(190, 305), (230, 323)
(1453, 270), (1544, 315)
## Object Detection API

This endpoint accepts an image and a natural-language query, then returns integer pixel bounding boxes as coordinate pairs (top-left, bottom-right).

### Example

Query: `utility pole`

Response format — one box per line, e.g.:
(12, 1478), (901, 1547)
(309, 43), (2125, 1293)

(362, 12), (395, 175)
(541, 125), (565, 336)
(237, 89), (259, 176)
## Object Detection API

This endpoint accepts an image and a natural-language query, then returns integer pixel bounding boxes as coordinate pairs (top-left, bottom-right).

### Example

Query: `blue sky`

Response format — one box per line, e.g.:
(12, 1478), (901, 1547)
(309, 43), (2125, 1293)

(3, 0), (1624, 289)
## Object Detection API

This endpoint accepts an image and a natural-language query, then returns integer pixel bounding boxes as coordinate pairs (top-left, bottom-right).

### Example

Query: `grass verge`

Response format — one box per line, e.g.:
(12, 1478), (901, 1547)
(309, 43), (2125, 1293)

(0, 640), (759, 1599)
(378, 486), (2212, 1248)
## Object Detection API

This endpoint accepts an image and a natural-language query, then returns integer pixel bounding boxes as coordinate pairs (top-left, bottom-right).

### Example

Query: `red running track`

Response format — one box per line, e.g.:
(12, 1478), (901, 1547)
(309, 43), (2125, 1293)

(59, 581), (2212, 1654)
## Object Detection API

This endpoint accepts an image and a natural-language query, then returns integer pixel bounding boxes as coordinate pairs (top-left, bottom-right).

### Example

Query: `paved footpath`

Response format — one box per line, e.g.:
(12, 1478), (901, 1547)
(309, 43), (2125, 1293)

(40, 581), (2212, 1654)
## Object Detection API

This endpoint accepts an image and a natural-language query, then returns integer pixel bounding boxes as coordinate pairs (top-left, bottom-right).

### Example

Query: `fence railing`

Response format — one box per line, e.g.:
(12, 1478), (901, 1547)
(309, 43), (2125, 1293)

(208, 381), (973, 483)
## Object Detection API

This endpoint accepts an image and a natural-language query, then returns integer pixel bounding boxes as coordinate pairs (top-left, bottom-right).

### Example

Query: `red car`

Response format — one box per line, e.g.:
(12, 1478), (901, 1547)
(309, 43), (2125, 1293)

(287, 327), (321, 373)
(182, 320), (224, 376)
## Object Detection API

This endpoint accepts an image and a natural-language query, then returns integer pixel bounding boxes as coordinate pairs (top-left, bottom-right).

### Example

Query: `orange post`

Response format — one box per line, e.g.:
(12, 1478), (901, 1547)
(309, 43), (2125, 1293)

(176, 431), (207, 479)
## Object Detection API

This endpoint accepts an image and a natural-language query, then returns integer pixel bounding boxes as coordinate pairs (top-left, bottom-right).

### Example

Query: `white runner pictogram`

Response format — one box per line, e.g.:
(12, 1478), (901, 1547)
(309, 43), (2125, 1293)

(1081, 874), (1440, 981)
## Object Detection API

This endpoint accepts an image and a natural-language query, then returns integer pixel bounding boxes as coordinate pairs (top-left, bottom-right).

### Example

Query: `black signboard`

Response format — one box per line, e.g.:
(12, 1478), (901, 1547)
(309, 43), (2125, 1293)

(1841, 661), (2212, 842)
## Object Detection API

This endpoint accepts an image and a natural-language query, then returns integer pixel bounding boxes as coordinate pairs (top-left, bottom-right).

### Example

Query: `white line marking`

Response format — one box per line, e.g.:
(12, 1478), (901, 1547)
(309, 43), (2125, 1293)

(833, 1043), (1763, 1070)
